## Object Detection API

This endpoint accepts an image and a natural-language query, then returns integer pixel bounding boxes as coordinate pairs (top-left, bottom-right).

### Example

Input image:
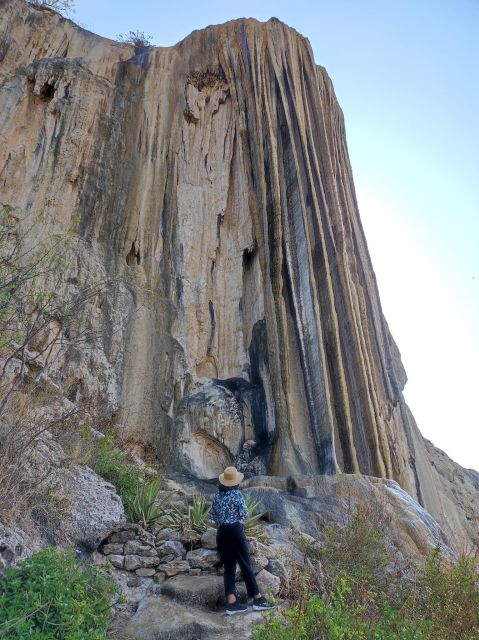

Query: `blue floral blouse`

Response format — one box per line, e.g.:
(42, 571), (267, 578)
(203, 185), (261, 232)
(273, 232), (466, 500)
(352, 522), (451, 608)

(211, 488), (248, 525)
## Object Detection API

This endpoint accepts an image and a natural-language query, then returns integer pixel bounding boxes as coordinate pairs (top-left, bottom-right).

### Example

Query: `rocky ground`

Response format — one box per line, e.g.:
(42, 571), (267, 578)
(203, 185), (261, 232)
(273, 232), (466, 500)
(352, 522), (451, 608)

(98, 519), (282, 640)
(87, 471), (456, 640)
(0, 429), (468, 639)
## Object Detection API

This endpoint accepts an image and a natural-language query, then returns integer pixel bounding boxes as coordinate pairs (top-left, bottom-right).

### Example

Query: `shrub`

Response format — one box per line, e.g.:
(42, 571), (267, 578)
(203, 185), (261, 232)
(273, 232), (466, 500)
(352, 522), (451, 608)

(253, 580), (426, 640)
(0, 207), (107, 524)
(117, 30), (153, 48)
(70, 427), (167, 526)
(161, 495), (211, 535)
(89, 431), (144, 503)
(0, 547), (116, 639)
(319, 502), (391, 596)
(123, 476), (170, 528)
(28, 0), (75, 17)
(253, 504), (479, 640)
(413, 549), (479, 639)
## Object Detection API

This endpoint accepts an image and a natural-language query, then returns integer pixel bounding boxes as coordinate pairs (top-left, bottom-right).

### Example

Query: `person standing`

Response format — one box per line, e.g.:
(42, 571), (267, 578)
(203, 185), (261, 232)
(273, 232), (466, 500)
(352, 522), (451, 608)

(211, 466), (276, 615)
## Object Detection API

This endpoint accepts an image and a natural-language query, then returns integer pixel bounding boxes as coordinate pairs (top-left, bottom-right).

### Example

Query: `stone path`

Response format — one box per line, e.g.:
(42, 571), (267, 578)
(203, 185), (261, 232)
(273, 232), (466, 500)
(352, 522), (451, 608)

(112, 573), (269, 640)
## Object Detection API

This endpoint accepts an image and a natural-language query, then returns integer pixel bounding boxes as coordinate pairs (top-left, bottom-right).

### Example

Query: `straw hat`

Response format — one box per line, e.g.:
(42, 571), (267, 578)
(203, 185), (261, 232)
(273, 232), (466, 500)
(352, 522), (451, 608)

(219, 466), (244, 487)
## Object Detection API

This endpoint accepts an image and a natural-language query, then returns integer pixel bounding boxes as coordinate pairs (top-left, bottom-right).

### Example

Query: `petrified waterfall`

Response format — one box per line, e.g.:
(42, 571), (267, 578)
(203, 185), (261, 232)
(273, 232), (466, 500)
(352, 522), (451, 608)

(1, 0), (478, 549)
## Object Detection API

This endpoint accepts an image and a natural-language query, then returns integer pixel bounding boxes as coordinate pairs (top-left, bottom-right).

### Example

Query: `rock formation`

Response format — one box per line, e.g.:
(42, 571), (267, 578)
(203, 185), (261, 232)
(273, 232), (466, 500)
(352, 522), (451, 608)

(0, 0), (478, 551)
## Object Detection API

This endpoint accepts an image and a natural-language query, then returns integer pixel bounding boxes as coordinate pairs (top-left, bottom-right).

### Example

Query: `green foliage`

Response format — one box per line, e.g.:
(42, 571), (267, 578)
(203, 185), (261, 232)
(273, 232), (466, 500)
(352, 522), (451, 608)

(161, 495), (211, 534)
(72, 428), (166, 527)
(413, 549), (479, 640)
(253, 581), (427, 640)
(89, 431), (144, 504)
(123, 476), (170, 529)
(254, 505), (479, 640)
(0, 547), (116, 639)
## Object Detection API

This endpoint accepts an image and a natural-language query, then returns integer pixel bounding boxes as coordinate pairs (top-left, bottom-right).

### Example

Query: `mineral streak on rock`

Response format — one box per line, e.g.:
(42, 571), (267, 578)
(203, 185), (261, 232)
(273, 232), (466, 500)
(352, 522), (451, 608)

(0, 0), (477, 549)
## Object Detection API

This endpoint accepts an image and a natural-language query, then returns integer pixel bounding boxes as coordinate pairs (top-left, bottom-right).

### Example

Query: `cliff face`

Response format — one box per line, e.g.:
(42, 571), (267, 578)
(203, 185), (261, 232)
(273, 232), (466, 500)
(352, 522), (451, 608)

(0, 0), (477, 549)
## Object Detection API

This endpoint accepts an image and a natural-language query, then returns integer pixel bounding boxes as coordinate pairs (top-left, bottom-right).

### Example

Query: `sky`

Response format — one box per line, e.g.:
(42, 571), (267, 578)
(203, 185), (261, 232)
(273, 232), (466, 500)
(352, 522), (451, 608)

(72, 0), (479, 470)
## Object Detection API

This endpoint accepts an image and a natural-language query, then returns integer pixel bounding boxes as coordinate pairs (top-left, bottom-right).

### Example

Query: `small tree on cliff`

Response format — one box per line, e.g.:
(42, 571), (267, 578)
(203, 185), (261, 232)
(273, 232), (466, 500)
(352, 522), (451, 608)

(29, 0), (75, 17)
(117, 30), (153, 48)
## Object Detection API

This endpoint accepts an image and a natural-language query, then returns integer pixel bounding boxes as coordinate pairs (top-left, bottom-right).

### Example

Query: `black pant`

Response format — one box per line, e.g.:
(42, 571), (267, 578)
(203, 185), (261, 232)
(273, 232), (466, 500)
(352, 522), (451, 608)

(217, 521), (260, 599)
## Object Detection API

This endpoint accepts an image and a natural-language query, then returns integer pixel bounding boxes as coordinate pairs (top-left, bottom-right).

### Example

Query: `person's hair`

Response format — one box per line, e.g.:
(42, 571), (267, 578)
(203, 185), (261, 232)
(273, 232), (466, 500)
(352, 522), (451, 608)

(219, 482), (240, 492)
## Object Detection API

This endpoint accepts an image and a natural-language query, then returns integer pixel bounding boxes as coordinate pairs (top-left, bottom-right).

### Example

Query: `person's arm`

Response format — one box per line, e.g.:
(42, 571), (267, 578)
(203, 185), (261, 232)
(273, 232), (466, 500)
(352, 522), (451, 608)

(211, 494), (220, 525)
(237, 491), (248, 522)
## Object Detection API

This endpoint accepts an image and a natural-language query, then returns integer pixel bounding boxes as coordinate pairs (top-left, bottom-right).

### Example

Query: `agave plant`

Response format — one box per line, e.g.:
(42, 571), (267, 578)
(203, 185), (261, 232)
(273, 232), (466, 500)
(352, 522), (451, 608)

(161, 495), (211, 534)
(124, 477), (170, 528)
(244, 495), (267, 539)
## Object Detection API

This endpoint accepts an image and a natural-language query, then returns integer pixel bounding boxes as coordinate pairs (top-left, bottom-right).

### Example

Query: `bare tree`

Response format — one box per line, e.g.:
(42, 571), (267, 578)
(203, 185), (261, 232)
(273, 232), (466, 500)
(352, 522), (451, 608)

(29, 0), (75, 17)
(117, 30), (153, 48)
(0, 207), (115, 522)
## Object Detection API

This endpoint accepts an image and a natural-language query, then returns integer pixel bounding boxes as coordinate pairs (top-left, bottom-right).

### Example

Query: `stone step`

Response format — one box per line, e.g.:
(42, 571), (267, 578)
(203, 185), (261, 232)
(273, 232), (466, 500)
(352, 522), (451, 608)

(159, 570), (280, 611)
(120, 595), (264, 640)
(160, 574), (225, 609)
(121, 596), (225, 640)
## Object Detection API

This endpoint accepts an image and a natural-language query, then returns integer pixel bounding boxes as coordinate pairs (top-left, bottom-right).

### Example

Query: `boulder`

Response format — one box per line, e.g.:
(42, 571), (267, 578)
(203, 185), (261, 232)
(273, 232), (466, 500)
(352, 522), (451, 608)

(0, 430), (125, 557)
(186, 548), (219, 570)
(249, 539), (275, 559)
(200, 528), (217, 549)
(160, 553), (175, 563)
(251, 554), (269, 574)
(153, 571), (166, 584)
(255, 569), (281, 596)
(120, 597), (225, 640)
(107, 555), (125, 569)
(267, 559), (289, 587)
(160, 574), (224, 609)
(107, 524), (154, 546)
(180, 531), (202, 547)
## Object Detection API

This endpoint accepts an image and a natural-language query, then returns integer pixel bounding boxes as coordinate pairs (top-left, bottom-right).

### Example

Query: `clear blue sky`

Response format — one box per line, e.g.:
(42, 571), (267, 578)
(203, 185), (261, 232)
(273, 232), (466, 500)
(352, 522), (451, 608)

(72, 0), (479, 470)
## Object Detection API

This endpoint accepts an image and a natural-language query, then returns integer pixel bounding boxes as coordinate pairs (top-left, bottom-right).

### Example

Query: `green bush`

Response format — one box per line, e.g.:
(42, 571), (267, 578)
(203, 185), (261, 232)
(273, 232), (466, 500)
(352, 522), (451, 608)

(252, 580), (426, 640)
(90, 432), (144, 503)
(161, 495), (211, 534)
(123, 476), (170, 528)
(253, 504), (479, 640)
(0, 547), (117, 639)
(413, 549), (479, 640)
(70, 428), (166, 527)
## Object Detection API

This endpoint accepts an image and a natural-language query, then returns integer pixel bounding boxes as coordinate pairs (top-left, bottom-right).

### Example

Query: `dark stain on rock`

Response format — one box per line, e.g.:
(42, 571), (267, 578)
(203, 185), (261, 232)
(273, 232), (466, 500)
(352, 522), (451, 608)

(126, 241), (140, 266)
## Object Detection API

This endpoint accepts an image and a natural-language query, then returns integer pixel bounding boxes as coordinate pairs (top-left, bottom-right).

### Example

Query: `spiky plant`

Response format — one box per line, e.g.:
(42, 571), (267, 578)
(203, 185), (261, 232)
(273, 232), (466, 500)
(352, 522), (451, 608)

(123, 477), (170, 528)
(244, 495), (267, 539)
